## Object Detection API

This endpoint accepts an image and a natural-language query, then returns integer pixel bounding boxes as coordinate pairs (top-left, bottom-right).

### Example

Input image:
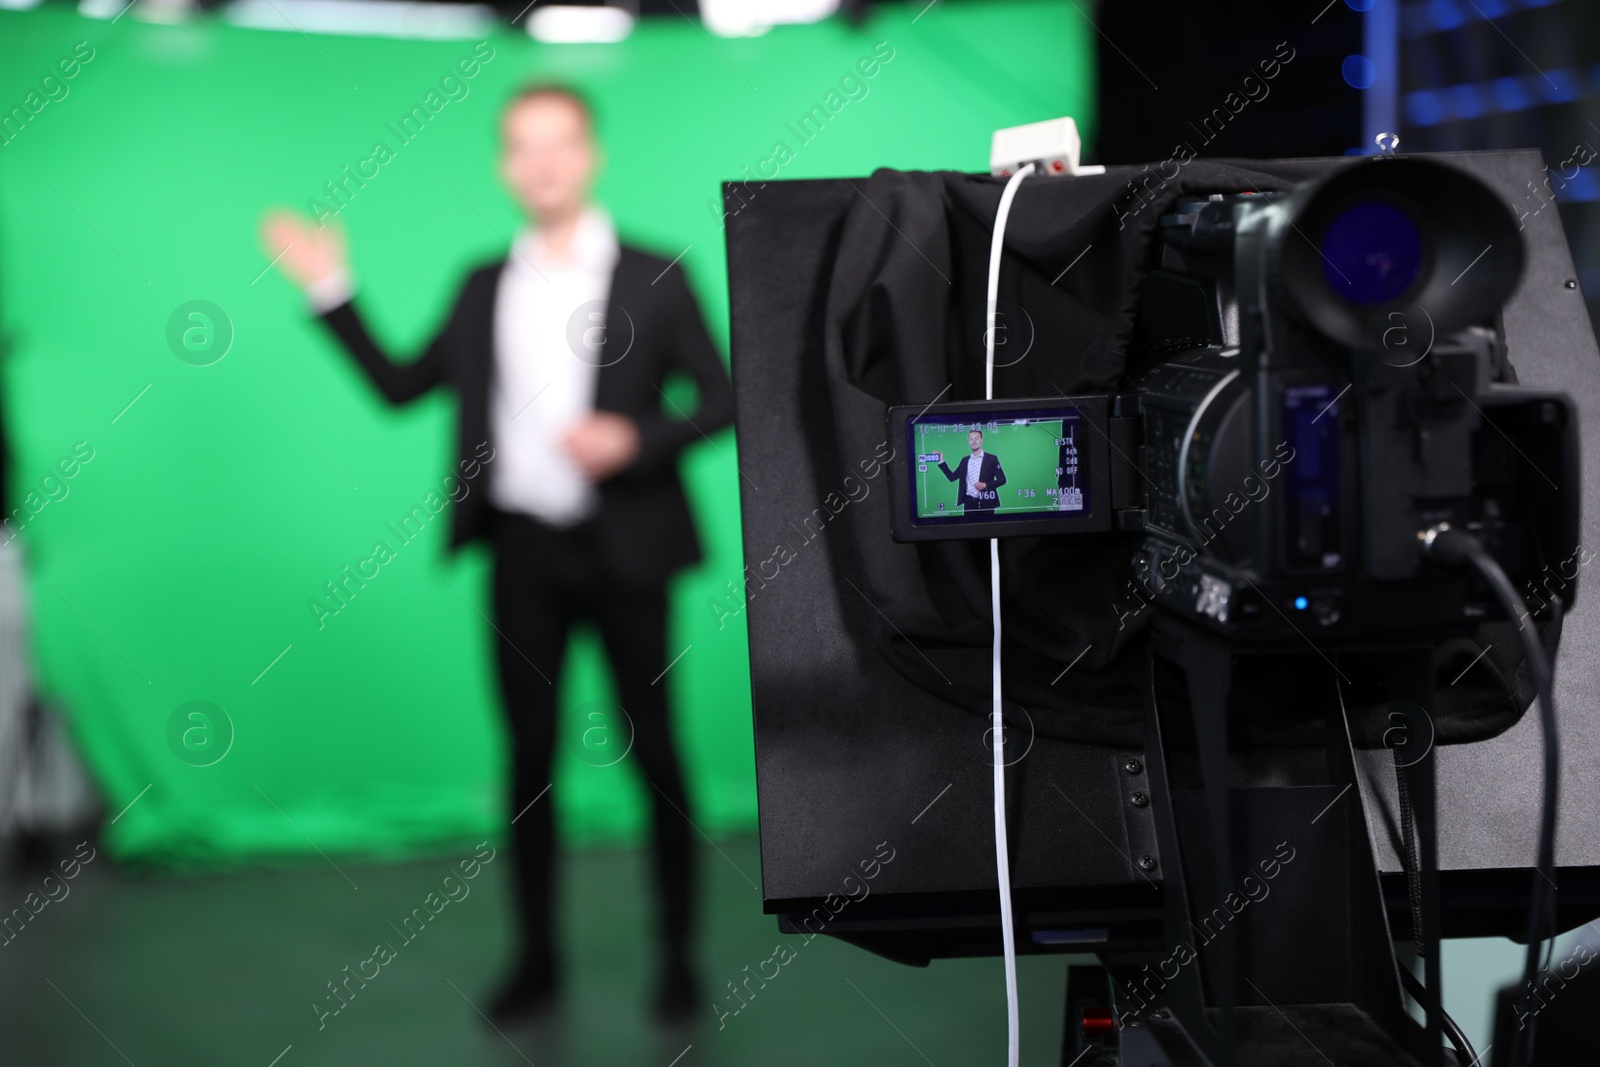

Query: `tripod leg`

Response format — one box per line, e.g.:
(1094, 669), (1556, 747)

(1400, 742), (1443, 1065)
(1141, 643), (1229, 1067)
(1326, 666), (1437, 1061)
(1180, 638), (1238, 1065)
(1385, 654), (1445, 1067)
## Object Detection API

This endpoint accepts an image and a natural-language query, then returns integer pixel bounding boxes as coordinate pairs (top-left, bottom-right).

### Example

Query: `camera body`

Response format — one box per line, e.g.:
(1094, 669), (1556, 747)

(889, 158), (1580, 643)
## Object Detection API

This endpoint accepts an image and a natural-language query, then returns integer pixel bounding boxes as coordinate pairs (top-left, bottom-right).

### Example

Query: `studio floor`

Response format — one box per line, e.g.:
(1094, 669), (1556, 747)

(0, 834), (1076, 1066)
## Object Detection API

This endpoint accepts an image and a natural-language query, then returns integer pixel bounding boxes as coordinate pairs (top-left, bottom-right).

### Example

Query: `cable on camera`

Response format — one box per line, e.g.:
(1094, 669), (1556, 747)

(1421, 523), (1560, 1067)
(985, 160), (1034, 1067)
(1396, 965), (1479, 1066)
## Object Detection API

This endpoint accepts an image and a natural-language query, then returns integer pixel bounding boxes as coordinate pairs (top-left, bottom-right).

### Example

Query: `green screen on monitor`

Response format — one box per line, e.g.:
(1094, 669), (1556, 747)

(911, 409), (1088, 523)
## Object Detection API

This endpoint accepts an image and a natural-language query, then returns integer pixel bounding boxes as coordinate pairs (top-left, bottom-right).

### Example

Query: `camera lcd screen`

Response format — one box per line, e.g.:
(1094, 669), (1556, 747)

(907, 407), (1090, 526)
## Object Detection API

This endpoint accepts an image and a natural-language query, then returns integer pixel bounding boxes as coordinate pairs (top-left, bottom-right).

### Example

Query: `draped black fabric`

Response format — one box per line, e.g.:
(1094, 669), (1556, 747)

(821, 161), (1543, 748)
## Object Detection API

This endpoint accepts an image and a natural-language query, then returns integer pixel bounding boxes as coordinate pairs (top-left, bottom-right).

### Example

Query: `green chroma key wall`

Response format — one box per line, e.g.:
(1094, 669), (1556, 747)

(0, 0), (1093, 865)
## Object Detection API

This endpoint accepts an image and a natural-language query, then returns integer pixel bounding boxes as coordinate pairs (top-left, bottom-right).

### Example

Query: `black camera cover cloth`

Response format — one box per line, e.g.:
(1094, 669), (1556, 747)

(819, 159), (1548, 750)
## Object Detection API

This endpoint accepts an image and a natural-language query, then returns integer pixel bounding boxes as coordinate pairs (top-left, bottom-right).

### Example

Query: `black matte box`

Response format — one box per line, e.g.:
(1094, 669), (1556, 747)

(722, 152), (1600, 960)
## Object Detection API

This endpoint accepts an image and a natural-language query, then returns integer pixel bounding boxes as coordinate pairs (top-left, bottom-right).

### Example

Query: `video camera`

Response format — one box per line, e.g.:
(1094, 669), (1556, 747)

(888, 157), (1580, 642)
(729, 147), (1600, 1067)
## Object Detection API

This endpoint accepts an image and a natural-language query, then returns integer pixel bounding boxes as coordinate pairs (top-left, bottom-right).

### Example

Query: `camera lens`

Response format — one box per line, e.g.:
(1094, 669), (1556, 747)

(1318, 200), (1423, 305)
(1277, 158), (1521, 350)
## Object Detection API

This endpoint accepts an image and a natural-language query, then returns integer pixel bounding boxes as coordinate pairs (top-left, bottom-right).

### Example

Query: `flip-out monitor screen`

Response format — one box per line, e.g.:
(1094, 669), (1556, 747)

(909, 408), (1090, 524)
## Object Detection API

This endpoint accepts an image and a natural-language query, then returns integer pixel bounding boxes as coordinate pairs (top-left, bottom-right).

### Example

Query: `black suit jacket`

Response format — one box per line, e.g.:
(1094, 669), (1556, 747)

(317, 244), (733, 587)
(937, 451), (1005, 510)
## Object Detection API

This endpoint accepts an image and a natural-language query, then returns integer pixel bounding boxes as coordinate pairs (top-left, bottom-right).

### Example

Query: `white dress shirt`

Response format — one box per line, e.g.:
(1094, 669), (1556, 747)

(305, 207), (621, 527)
(488, 207), (620, 527)
(966, 449), (985, 498)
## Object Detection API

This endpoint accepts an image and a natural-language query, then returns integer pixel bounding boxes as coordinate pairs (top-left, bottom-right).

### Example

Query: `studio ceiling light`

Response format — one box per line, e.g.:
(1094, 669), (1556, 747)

(526, 4), (634, 43)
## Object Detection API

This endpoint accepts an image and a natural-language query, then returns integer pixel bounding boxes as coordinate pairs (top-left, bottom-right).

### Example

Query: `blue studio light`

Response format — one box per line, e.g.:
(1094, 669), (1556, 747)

(1295, 596), (1310, 611)
(1540, 69), (1579, 104)
(1426, 0), (1466, 32)
(1405, 89), (1446, 126)
(1343, 54), (1377, 90)
(1449, 82), (1486, 119)
(1562, 167), (1600, 205)
(1491, 75), (1532, 113)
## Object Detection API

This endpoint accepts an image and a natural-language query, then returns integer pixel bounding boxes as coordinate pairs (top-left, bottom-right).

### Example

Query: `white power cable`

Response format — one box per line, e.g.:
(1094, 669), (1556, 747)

(985, 161), (1033, 1067)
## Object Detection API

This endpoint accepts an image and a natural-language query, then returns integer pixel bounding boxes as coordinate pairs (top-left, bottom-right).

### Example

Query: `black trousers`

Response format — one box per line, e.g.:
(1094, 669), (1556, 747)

(489, 510), (695, 971)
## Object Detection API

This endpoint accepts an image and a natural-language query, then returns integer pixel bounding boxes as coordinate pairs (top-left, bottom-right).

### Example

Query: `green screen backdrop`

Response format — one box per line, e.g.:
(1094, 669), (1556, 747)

(0, 0), (1094, 866)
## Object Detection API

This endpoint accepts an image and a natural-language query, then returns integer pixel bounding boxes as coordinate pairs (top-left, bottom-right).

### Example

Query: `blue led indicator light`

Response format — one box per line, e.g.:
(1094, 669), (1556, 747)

(1294, 596), (1310, 611)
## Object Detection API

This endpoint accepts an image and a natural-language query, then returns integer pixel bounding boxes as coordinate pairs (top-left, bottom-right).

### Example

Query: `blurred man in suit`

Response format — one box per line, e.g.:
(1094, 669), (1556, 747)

(937, 429), (1005, 512)
(260, 83), (731, 1024)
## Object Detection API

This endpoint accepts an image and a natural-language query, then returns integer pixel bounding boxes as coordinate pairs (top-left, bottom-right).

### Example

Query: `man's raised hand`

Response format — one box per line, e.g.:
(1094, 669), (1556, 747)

(258, 210), (349, 292)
